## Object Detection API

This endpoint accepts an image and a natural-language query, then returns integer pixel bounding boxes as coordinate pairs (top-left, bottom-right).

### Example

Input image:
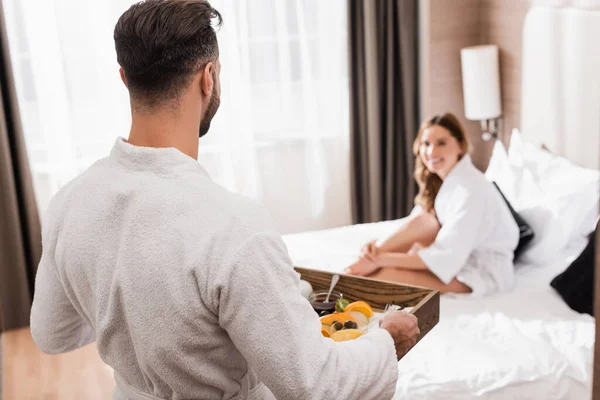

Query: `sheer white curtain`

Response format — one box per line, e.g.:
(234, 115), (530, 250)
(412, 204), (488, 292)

(4, 0), (351, 234)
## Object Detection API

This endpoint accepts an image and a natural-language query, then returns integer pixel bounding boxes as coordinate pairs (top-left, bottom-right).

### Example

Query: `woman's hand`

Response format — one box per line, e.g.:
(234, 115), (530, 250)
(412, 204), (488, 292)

(360, 240), (378, 259)
(360, 240), (377, 254)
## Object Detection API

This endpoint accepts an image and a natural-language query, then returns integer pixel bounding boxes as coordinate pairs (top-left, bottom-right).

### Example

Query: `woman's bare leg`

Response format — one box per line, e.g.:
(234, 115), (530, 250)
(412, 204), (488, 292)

(365, 213), (471, 294)
(368, 268), (472, 294)
(346, 211), (441, 273)
(377, 211), (441, 253)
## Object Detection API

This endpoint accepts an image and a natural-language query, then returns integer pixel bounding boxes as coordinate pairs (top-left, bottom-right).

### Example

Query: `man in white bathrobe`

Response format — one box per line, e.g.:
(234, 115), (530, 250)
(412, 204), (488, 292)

(30, 1), (420, 399)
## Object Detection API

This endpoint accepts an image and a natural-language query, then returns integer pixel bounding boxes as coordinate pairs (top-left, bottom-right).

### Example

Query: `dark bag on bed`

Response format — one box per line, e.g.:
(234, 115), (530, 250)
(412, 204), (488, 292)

(491, 182), (535, 260)
(550, 226), (596, 316)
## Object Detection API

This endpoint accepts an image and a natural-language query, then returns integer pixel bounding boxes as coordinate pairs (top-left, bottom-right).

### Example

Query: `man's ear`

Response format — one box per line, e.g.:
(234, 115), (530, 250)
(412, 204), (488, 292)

(200, 62), (214, 97)
(119, 68), (128, 88)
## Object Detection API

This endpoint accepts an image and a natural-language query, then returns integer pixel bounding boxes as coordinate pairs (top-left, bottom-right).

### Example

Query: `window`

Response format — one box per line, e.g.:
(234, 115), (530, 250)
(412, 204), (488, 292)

(4, 0), (351, 233)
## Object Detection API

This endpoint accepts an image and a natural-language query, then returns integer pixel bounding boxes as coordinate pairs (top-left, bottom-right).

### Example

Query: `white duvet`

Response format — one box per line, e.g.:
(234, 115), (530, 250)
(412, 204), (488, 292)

(283, 219), (594, 400)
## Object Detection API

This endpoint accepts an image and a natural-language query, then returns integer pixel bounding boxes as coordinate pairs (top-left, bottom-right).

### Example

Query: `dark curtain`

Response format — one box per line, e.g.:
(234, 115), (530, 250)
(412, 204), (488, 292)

(0, 1), (42, 332)
(348, 0), (419, 224)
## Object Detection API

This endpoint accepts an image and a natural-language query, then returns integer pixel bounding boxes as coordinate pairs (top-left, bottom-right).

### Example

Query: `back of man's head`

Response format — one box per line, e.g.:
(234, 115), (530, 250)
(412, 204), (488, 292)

(114, 0), (222, 112)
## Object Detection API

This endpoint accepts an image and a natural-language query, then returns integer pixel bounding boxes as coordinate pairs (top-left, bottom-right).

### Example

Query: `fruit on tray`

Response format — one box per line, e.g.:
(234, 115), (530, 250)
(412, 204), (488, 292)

(344, 301), (374, 317)
(335, 298), (350, 313)
(319, 312), (356, 326)
(319, 301), (374, 340)
(330, 329), (365, 342)
(329, 321), (344, 334)
(346, 311), (368, 327)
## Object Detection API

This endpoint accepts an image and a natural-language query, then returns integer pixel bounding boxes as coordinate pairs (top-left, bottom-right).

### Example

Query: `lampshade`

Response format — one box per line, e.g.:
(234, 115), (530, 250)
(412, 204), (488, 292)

(460, 45), (502, 120)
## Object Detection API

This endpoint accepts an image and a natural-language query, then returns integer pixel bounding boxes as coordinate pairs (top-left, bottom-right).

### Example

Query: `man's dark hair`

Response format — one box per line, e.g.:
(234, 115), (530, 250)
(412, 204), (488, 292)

(114, 0), (222, 110)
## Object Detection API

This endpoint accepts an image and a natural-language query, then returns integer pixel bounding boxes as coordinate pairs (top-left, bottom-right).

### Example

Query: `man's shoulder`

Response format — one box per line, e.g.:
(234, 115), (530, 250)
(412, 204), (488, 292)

(210, 188), (278, 235)
(40, 158), (111, 237)
(46, 158), (110, 208)
(150, 174), (279, 243)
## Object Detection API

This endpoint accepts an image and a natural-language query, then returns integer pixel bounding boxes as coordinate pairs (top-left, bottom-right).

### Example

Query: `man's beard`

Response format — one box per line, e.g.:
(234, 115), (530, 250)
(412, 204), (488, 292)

(199, 84), (220, 138)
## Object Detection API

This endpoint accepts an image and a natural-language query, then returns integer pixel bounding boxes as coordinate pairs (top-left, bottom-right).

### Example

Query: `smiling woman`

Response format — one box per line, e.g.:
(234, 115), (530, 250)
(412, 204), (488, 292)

(346, 112), (520, 297)
(413, 113), (472, 212)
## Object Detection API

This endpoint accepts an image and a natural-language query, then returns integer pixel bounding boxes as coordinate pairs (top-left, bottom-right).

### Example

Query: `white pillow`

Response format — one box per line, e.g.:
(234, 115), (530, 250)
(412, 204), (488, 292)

(486, 139), (557, 264)
(486, 139), (542, 208)
(509, 129), (599, 242)
(485, 140), (516, 202)
(486, 129), (599, 265)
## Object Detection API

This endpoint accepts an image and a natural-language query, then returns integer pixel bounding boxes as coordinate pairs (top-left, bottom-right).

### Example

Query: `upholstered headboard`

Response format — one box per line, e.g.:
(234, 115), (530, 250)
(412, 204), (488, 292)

(521, 0), (600, 169)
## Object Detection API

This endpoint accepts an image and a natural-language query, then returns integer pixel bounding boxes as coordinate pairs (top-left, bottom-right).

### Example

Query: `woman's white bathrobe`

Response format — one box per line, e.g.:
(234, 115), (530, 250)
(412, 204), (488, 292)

(417, 155), (519, 296)
(30, 138), (398, 400)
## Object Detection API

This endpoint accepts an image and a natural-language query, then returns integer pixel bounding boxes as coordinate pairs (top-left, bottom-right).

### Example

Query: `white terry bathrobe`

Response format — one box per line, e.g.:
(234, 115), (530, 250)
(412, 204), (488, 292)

(417, 155), (519, 296)
(30, 138), (399, 400)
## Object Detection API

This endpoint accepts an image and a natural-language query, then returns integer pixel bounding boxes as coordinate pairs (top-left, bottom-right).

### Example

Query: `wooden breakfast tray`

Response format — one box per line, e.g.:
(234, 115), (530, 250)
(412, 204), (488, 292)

(294, 267), (440, 360)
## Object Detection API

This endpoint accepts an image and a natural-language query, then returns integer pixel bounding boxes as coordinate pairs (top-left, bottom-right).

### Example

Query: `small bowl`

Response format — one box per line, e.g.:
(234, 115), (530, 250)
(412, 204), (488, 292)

(309, 290), (343, 315)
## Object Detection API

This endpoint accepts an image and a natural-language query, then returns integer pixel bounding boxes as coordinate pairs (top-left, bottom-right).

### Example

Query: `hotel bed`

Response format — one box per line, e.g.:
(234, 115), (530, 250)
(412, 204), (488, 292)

(283, 1), (600, 398)
(283, 222), (594, 399)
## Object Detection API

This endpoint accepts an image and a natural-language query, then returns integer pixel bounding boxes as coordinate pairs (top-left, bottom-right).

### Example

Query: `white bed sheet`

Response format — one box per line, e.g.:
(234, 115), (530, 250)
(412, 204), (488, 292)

(283, 219), (595, 400)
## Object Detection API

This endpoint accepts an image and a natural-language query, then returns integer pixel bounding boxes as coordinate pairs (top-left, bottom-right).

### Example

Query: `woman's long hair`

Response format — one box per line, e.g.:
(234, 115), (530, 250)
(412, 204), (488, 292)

(413, 113), (471, 212)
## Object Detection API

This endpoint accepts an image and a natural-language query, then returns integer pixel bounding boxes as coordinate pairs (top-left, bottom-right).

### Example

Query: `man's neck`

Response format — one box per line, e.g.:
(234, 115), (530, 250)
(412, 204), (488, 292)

(127, 109), (200, 160)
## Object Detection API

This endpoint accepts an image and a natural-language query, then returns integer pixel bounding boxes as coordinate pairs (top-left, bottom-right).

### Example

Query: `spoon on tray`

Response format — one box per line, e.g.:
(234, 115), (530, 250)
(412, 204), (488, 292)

(325, 274), (340, 303)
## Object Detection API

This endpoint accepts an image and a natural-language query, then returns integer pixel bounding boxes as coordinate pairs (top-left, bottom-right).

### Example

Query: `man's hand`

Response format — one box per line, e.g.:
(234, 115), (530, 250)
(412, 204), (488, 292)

(379, 311), (420, 359)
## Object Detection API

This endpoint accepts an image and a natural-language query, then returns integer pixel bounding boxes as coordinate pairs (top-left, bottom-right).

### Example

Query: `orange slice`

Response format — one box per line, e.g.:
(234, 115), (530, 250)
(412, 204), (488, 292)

(319, 312), (357, 326)
(344, 301), (374, 318)
(330, 329), (365, 342)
